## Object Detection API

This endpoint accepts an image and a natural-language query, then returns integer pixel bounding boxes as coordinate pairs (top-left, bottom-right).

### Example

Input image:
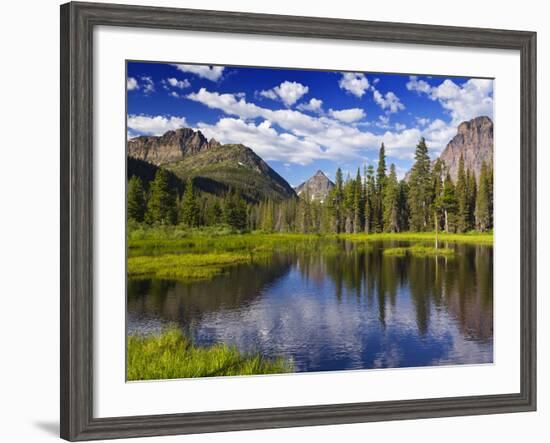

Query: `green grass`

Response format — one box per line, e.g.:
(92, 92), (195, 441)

(340, 231), (493, 244)
(128, 226), (339, 257)
(127, 251), (267, 281)
(128, 226), (492, 255)
(127, 329), (292, 380)
(127, 225), (490, 281)
(383, 245), (455, 257)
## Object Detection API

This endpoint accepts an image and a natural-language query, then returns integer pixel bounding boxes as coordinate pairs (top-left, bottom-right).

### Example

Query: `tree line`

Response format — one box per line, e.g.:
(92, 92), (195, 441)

(128, 137), (493, 233)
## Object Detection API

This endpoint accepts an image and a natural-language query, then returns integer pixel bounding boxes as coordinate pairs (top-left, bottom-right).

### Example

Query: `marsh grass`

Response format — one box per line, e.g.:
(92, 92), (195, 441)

(127, 226), (488, 282)
(127, 251), (268, 281)
(340, 231), (493, 244)
(383, 245), (455, 257)
(127, 329), (292, 380)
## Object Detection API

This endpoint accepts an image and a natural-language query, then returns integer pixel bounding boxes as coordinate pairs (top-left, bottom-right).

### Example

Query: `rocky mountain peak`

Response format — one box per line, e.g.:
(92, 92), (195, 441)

(314, 170), (328, 178)
(439, 116), (493, 181)
(127, 127), (221, 166)
(295, 170), (335, 202)
(404, 116), (493, 182)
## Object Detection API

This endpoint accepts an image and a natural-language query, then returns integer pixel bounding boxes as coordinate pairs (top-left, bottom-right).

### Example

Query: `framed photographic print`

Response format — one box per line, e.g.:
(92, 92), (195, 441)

(60, 1), (536, 441)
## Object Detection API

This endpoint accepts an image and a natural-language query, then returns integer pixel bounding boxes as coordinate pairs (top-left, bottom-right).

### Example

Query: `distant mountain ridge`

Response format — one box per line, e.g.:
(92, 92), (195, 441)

(295, 170), (335, 202)
(127, 128), (296, 203)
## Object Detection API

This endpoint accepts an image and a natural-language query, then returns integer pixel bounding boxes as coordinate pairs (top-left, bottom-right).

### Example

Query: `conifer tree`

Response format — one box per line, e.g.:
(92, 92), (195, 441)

(260, 198), (275, 232)
(297, 191), (312, 233)
(475, 161), (491, 231)
(431, 159), (445, 232)
(180, 178), (199, 227)
(456, 154), (469, 232)
(343, 175), (356, 233)
(353, 168), (364, 233)
(364, 165), (375, 234)
(397, 180), (409, 232)
(466, 170), (477, 230)
(332, 168), (344, 233)
(441, 173), (458, 232)
(374, 143), (387, 232)
(383, 164), (399, 232)
(376, 143), (387, 193)
(145, 169), (177, 225)
(204, 198), (222, 226)
(408, 137), (432, 231)
(127, 176), (146, 222)
(222, 190), (247, 231)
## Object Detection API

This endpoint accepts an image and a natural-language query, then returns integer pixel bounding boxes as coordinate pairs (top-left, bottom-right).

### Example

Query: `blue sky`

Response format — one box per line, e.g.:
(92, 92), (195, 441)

(127, 61), (493, 186)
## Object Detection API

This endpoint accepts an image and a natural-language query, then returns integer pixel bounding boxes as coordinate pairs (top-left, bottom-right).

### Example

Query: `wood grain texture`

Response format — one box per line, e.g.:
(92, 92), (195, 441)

(60, 2), (537, 440)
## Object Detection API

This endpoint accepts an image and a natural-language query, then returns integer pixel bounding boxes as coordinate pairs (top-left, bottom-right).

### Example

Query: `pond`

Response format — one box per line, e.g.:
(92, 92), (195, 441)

(127, 240), (493, 373)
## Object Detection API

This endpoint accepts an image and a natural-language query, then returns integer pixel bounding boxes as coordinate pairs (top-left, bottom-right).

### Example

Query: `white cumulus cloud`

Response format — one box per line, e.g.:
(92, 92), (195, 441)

(407, 76), (493, 125)
(167, 77), (190, 89)
(172, 64), (224, 81)
(127, 114), (187, 136)
(372, 90), (405, 114)
(259, 81), (309, 107)
(328, 108), (366, 123)
(406, 76), (432, 94)
(297, 98), (323, 113)
(339, 72), (369, 98)
(127, 77), (139, 91)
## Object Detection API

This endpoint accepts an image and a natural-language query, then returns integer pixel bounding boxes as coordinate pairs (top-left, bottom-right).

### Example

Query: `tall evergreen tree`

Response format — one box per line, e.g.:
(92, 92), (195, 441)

(353, 168), (365, 233)
(397, 180), (409, 232)
(127, 176), (146, 222)
(383, 164), (399, 232)
(332, 168), (344, 233)
(441, 173), (458, 232)
(475, 161), (491, 231)
(223, 190), (247, 231)
(374, 143), (387, 232)
(408, 137), (432, 231)
(431, 159), (445, 232)
(376, 143), (387, 193)
(180, 178), (199, 227)
(364, 165), (375, 233)
(455, 154), (469, 232)
(465, 169), (476, 230)
(145, 169), (177, 225)
(297, 191), (312, 233)
(343, 175), (356, 233)
(204, 198), (222, 226)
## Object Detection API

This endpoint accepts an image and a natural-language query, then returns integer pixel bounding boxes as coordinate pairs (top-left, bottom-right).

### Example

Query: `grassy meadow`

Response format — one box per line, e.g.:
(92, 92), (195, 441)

(127, 328), (292, 380)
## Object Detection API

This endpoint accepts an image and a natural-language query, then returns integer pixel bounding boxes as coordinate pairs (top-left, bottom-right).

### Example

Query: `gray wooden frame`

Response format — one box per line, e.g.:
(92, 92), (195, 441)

(60, 1), (537, 440)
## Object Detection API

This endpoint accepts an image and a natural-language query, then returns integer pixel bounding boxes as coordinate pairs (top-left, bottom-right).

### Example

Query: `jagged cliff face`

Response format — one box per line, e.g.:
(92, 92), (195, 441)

(295, 170), (335, 202)
(127, 128), (221, 165)
(438, 116), (493, 180)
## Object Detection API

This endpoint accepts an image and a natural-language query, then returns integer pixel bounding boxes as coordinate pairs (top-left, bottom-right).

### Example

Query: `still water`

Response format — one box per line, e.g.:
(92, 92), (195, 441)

(128, 240), (493, 372)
